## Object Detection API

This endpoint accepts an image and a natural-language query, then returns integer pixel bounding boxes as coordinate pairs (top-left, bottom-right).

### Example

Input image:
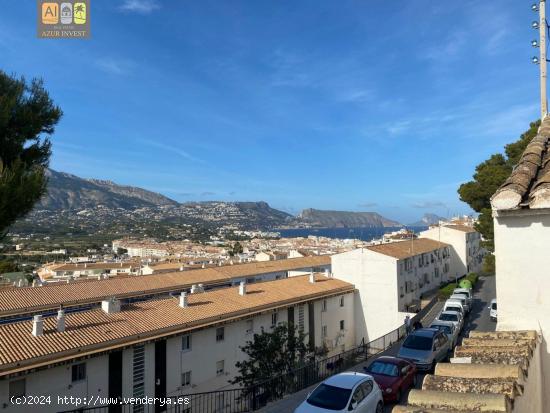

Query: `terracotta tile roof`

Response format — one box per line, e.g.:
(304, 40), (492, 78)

(48, 262), (138, 271)
(392, 330), (538, 413)
(443, 224), (477, 233)
(0, 275), (354, 376)
(0, 256), (331, 317)
(492, 117), (550, 210)
(367, 239), (449, 260)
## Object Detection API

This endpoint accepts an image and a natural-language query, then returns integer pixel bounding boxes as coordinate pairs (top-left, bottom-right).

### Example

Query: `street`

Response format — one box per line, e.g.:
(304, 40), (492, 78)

(259, 275), (496, 413)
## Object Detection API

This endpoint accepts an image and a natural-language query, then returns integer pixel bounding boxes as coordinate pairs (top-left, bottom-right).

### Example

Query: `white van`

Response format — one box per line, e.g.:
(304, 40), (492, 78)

(449, 294), (470, 313)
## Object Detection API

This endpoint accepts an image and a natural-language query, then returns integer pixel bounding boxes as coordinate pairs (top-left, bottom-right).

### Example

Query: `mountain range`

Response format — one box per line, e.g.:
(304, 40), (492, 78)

(11, 169), (438, 238)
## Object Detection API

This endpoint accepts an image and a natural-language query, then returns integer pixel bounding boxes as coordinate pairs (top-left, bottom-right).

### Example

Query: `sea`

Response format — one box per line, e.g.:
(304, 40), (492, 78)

(277, 226), (428, 242)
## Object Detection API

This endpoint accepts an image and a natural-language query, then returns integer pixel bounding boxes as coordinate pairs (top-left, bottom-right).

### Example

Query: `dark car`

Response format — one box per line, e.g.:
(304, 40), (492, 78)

(397, 328), (450, 372)
(363, 356), (417, 403)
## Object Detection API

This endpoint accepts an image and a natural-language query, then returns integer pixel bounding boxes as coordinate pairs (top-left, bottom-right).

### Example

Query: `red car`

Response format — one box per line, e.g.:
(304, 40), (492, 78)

(363, 356), (417, 403)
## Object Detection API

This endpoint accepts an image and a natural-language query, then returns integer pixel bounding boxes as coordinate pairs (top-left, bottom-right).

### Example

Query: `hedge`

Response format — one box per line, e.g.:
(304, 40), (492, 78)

(438, 272), (478, 299)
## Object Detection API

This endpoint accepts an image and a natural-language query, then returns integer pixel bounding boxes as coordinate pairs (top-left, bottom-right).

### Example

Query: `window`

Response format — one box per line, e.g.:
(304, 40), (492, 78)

(404, 259), (412, 271)
(321, 299), (327, 312)
(360, 380), (373, 397)
(181, 371), (191, 387)
(246, 319), (253, 334)
(216, 360), (225, 376)
(216, 327), (225, 342)
(350, 385), (365, 405)
(71, 362), (86, 382)
(322, 325), (327, 338)
(182, 334), (191, 351)
(400, 286), (404, 297)
(339, 320), (345, 331)
(271, 312), (278, 326)
(9, 379), (25, 399)
(434, 267), (439, 278)
(339, 296), (344, 307)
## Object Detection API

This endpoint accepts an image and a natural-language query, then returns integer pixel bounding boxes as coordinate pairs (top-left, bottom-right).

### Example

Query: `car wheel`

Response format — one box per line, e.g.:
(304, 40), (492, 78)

(376, 401), (383, 413)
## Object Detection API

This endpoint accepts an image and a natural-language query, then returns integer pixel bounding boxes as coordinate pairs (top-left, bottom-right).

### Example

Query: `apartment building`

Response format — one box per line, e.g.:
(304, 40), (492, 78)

(332, 238), (451, 342)
(37, 262), (140, 280)
(0, 275), (355, 413)
(419, 224), (483, 278)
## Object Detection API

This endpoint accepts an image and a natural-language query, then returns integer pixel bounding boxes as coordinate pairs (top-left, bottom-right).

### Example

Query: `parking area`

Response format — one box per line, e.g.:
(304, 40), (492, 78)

(259, 275), (496, 413)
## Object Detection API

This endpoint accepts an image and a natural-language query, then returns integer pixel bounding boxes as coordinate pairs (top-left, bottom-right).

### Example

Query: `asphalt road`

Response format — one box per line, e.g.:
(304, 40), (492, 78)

(380, 275), (497, 412)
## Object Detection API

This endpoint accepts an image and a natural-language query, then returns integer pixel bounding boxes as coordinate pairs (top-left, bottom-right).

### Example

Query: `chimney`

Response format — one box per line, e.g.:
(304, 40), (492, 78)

(179, 266), (184, 271)
(324, 268), (330, 277)
(198, 283), (204, 292)
(32, 315), (43, 337)
(239, 281), (246, 296)
(309, 271), (316, 284)
(190, 284), (198, 294)
(102, 297), (121, 314)
(56, 308), (66, 332)
(179, 292), (188, 308)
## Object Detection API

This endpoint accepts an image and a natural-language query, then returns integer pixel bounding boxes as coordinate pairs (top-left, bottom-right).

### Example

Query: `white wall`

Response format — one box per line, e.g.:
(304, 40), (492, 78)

(494, 210), (550, 412)
(332, 248), (399, 342)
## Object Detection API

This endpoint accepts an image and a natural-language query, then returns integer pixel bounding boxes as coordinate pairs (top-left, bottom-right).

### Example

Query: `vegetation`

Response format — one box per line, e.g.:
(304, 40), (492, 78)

(0, 260), (19, 274)
(0, 71), (62, 238)
(458, 120), (540, 273)
(231, 323), (310, 389)
(438, 272), (478, 299)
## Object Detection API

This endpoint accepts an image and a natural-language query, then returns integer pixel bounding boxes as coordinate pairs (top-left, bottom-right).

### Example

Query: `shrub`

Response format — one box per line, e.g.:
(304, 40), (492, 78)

(438, 283), (458, 299)
(465, 272), (478, 286)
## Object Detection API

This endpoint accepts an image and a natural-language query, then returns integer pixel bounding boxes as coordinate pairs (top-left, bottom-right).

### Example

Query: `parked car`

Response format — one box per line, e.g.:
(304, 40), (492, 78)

(442, 300), (466, 321)
(453, 288), (473, 308)
(488, 298), (497, 321)
(449, 294), (470, 313)
(436, 310), (463, 332)
(397, 328), (450, 372)
(294, 372), (384, 413)
(363, 356), (417, 403)
(429, 320), (459, 349)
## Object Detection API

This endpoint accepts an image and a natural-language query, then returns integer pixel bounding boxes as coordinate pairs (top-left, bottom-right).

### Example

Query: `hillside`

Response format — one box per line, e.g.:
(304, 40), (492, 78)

(294, 208), (401, 228)
(408, 213), (444, 227)
(40, 169), (178, 210)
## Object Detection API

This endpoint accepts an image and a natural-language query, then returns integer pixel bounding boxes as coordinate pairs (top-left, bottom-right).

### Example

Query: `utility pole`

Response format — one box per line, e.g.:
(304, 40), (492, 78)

(540, 0), (548, 119)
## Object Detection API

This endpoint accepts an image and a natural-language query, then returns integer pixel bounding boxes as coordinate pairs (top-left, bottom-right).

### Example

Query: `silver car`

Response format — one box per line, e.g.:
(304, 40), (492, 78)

(429, 320), (459, 349)
(294, 372), (383, 413)
(397, 328), (450, 372)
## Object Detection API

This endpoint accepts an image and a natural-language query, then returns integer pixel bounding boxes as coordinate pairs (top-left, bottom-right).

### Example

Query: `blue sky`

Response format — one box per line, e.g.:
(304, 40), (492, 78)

(0, 0), (541, 222)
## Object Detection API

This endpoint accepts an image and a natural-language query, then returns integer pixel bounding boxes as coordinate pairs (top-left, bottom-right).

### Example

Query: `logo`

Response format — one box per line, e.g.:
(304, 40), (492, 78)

(37, 0), (90, 39)
(41, 3), (59, 24)
(73, 2), (86, 24)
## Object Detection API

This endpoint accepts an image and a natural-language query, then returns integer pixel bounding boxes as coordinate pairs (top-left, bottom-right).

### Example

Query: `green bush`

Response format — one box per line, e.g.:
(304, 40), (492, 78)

(465, 272), (478, 286)
(438, 283), (458, 299)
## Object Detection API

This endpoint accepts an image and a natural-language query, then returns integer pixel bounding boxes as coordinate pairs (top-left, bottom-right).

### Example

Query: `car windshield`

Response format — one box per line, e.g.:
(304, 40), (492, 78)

(402, 334), (433, 350)
(446, 306), (461, 313)
(307, 384), (352, 410)
(492, 302), (497, 310)
(439, 313), (458, 322)
(431, 324), (452, 334)
(454, 292), (468, 299)
(367, 361), (399, 377)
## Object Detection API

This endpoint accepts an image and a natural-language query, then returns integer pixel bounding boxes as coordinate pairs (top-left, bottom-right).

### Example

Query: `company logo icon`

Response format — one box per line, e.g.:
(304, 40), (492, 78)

(74, 2), (86, 24)
(37, 0), (90, 38)
(41, 2), (59, 24)
(60, 2), (73, 24)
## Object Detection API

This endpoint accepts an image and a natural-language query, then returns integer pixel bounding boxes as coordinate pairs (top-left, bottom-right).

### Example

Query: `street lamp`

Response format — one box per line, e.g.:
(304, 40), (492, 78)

(533, 3), (539, 12)
(533, 56), (540, 64)
(533, 39), (540, 47)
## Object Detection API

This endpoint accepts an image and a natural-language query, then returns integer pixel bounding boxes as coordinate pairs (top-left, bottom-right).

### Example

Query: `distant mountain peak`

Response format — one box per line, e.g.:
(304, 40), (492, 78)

(408, 213), (444, 227)
(294, 208), (401, 228)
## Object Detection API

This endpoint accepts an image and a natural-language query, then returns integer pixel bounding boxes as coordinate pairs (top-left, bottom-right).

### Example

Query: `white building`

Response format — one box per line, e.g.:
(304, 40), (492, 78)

(419, 224), (483, 278)
(332, 238), (451, 342)
(0, 275), (355, 413)
(490, 118), (550, 412)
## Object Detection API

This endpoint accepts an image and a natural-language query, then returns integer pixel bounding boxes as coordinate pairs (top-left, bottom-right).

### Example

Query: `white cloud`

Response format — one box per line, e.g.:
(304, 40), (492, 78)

(95, 58), (134, 75)
(119, 0), (160, 14)
(137, 138), (204, 163)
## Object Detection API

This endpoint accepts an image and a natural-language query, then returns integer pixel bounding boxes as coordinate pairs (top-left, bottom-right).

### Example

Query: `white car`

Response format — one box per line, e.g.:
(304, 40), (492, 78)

(453, 288), (473, 308)
(443, 300), (465, 318)
(429, 320), (459, 349)
(448, 295), (470, 313)
(436, 310), (463, 332)
(294, 372), (384, 413)
(488, 299), (497, 321)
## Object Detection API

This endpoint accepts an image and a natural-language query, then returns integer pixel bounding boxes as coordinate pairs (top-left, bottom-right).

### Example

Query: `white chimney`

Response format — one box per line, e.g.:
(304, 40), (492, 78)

(309, 272), (316, 284)
(102, 297), (121, 314)
(198, 283), (204, 292)
(324, 268), (332, 278)
(56, 309), (66, 332)
(190, 284), (198, 293)
(239, 281), (246, 296)
(32, 315), (43, 337)
(179, 292), (188, 308)
(179, 266), (184, 271)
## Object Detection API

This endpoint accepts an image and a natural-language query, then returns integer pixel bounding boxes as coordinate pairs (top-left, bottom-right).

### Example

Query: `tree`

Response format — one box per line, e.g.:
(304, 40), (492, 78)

(0, 260), (19, 274)
(232, 241), (243, 255)
(0, 71), (62, 238)
(458, 120), (540, 272)
(231, 323), (310, 390)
